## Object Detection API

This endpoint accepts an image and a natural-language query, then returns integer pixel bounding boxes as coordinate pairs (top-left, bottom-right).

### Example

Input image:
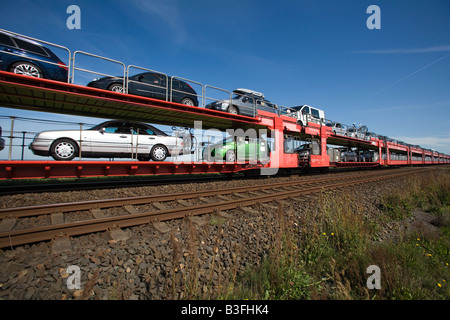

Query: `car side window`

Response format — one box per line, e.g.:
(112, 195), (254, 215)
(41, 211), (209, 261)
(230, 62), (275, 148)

(142, 74), (164, 86)
(104, 126), (119, 133)
(104, 122), (130, 134)
(0, 33), (15, 47)
(13, 38), (49, 57)
(131, 125), (155, 135)
(311, 109), (320, 118)
(243, 96), (254, 104)
(172, 79), (180, 89)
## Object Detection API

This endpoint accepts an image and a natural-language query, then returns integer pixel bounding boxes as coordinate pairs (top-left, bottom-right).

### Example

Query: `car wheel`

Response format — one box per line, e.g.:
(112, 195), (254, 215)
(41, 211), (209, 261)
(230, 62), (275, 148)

(227, 105), (238, 114)
(50, 139), (78, 161)
(108, 83), (124, 93)
(150, 144), (168, 161)
(225, 149), (236, 162)
(10, 62), (43, 78)
(181, 98), (195, 106)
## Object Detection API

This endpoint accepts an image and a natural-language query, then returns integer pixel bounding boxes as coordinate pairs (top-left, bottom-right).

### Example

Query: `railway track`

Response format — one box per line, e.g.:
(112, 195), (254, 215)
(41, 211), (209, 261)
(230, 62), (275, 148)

(0, 167), (432, 249)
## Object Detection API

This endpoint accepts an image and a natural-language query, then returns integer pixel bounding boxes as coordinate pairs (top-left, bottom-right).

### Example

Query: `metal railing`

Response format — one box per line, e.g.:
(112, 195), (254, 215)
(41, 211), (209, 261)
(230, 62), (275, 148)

(204, 85), (232, 108)
(170, 75), (203, 107)
(72, 50), (126, 89)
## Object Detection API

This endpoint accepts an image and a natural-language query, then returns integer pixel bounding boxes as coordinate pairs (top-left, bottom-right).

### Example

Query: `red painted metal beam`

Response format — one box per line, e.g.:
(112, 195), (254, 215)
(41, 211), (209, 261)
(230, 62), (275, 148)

(0, 160), (253, 180)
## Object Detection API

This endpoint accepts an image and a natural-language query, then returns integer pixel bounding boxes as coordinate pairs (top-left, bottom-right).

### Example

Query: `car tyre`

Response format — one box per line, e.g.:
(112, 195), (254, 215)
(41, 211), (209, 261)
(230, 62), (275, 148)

(150, 144), (168, 161)
(227, 105), (238, 114)
(225, 149), (236, 162)
(108, 83), (125, 93)
(181, 98), (195, 106)
(10, 62), (43, 78)
(50, 138), (78, 161)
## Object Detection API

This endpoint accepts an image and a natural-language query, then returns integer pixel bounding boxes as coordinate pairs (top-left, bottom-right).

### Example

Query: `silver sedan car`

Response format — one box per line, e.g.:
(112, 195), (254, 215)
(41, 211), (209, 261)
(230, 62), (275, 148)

(29, 120), (184, 161)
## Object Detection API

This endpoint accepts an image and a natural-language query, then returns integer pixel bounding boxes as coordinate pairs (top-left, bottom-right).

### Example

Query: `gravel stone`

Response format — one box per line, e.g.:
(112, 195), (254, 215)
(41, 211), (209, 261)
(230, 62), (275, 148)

(0, 169), (444, 299)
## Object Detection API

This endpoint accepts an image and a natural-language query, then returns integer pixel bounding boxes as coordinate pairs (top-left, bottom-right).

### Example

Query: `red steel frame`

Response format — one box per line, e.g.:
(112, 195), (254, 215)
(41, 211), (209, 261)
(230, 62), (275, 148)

(0, 71), (449, 180)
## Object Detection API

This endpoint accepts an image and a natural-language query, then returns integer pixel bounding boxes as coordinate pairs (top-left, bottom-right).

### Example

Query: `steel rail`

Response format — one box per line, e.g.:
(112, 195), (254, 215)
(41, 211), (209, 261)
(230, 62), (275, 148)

(0, 167), (423, 219)
(0, 168), (430, 248)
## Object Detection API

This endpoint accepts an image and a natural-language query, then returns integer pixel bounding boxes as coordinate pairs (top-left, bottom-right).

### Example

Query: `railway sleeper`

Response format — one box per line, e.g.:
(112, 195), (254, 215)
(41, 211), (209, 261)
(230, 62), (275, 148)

(239, 206), (259, 215)
(51, 212), (64, 225)
(0, 217), (17, 233)
(51, 236), (72, 254)
(153, 221), (171, 234)
(106, 227), (129, 243)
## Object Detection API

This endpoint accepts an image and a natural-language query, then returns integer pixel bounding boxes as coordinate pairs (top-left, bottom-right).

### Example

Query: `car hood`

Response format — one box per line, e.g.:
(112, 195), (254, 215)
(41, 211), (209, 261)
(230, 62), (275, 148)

(205, 99), (231, 106)
(34, 130), (86, 137)
(89, 76), (123, 83)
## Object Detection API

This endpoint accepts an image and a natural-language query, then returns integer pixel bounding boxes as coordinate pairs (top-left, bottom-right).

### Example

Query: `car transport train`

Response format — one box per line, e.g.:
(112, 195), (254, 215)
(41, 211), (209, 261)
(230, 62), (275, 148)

(0, 29), (448, 179)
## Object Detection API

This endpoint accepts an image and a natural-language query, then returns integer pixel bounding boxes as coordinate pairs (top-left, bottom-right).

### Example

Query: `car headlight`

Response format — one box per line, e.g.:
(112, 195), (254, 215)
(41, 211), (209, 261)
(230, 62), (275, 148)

(221, 102), (229, 109)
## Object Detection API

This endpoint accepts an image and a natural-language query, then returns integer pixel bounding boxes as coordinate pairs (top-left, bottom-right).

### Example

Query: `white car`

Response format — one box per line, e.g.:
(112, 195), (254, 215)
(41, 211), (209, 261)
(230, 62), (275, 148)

(29, 120), (184, 161)
(290, 105), (325, 127)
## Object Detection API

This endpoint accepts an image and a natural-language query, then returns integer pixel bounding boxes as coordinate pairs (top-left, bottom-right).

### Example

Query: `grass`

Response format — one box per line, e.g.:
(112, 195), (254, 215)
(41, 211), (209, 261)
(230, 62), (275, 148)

(224, 168), (450, 300)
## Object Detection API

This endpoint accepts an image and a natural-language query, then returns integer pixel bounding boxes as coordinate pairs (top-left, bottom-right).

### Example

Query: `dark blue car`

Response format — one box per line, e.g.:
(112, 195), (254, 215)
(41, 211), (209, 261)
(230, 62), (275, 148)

(0, 31), (68, 82)
(87, 72), (199, 106)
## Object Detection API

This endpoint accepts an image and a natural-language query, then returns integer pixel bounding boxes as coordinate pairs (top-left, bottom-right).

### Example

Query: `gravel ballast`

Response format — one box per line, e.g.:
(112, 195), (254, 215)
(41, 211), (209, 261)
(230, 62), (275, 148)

(0, 169), (439, 299)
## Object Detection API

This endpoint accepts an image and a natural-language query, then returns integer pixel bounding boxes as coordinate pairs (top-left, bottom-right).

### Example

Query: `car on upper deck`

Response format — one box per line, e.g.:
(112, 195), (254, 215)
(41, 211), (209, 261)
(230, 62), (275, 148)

(205, 88), (277, 117)
(290, 105), (325, 127)
(0, 30), (68, 82)
(87, 71), (199, 106)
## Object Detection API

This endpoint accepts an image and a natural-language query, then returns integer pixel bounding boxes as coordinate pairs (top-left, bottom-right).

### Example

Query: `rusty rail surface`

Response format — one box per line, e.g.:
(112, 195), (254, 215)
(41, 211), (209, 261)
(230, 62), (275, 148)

(0, 167), (431, 248)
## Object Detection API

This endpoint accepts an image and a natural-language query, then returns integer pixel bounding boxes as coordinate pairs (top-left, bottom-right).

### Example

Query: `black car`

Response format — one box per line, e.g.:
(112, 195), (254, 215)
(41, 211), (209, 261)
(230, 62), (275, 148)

(87, 72), (199, 106)
(0, 31), (68, 82)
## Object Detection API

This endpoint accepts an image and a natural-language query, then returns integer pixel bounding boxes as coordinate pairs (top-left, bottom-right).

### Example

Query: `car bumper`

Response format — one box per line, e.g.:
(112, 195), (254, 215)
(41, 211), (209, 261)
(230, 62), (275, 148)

(205, 103), (228, 111)
(29, 141), (50, 156)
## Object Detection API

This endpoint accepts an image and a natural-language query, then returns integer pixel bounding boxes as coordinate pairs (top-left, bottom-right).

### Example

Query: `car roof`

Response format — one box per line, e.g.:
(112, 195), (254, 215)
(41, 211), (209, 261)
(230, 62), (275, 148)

(96, 120), (167, 136)
(233, 88), (265, 98)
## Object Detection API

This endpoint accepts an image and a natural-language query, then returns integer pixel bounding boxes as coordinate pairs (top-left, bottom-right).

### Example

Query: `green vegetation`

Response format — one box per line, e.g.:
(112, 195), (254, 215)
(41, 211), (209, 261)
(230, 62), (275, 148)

(225, 169), (450, 300)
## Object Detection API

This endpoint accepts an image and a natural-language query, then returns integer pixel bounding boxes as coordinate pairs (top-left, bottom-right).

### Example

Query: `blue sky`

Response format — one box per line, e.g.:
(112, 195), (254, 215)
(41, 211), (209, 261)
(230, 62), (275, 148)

(1, 0), (450, 158)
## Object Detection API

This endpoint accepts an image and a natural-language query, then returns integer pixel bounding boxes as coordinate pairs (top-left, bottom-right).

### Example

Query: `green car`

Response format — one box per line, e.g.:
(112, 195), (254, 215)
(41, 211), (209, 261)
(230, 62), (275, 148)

(202, 136), (270, 162)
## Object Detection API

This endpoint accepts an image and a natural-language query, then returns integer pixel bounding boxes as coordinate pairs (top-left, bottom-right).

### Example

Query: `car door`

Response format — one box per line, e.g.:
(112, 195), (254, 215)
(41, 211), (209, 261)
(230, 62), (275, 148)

(0, 32), (19, 69)
(129, 123), (158, 155)
(129, 73), (165, 99)
(236, 95), (254, 117)
(89, 121), (132, 157)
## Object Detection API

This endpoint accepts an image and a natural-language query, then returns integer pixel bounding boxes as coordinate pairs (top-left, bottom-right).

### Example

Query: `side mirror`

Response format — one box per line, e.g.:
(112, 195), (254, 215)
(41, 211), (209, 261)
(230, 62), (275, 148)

(99, 127), (105, 134)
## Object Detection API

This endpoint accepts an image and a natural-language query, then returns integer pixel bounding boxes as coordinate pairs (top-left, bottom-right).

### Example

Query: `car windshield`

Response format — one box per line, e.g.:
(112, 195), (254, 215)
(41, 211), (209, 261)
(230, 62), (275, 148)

(220, 137), (234, 144)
